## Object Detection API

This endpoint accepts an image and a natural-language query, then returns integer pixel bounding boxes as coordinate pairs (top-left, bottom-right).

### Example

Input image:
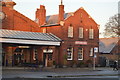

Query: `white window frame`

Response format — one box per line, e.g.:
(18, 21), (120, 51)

(78, 48), (83, 60)
(89, 29), (94, 39)
(67, 47), (73, 60)
(79, 27), (83, 38)
(68, 26), (73, 38)
(90, 48), (93, 56)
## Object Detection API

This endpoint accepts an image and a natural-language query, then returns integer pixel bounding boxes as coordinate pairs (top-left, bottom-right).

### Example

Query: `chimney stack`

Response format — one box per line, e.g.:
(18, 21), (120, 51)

(2, 0), (16, 9)
(58, 0), (64, 23)
(36, 5), (46, 26)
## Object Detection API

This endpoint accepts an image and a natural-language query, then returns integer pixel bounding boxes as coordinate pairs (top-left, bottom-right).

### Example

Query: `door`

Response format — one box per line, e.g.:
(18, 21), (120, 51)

(43, 54), (53, 67)
(13, 53), (24, 66)
(2, 53), (5, 66)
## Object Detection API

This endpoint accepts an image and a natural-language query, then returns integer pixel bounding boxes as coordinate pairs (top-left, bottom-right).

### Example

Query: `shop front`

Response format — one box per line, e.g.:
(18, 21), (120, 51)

(0, 29), (61, 67)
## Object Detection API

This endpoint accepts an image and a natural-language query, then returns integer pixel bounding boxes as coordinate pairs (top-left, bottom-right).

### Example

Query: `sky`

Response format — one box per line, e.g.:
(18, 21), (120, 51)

(12, 0), (119, 38)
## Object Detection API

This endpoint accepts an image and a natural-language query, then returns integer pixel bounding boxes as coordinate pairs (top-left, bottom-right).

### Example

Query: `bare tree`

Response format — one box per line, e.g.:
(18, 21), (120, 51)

(104, 14), (120, 37)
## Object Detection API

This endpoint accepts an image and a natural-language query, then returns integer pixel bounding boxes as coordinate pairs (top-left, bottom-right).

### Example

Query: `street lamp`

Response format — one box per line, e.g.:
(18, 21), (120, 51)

(93, 47), (98, 70)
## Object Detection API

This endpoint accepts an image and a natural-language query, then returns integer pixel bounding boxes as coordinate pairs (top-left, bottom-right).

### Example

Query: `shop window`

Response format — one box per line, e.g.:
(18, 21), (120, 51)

(79, 27), (83, 38)
(68, 25), (73, 38)
(78, 48), (83, 60)
(89, 29), (94, 39)
(90, 48), (93, 56)
(67, 47), (73, 60)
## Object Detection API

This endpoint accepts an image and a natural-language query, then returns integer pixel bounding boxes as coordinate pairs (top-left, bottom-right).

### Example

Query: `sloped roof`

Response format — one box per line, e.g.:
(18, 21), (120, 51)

(99, 37), (119, 53)
(0, 29), (61, 42)
(13, 10), (38, 27)
(46, 12), (73, 24)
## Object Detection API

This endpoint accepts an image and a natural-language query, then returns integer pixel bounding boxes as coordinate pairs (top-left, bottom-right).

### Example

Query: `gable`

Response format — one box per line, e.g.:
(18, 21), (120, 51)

(2, 7), (40, 32)
(64, 7), (98, 26)
(13, 10), (39, 31)
(99, 38), (119, 53)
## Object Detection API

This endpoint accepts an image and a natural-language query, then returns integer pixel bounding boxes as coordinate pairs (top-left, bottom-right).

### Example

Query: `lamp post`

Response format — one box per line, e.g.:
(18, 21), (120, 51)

(93, 47), (98, 70)
(93, 53), (96, 70)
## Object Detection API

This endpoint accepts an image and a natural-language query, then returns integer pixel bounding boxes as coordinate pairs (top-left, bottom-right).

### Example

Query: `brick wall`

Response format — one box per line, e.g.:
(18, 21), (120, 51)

(40, 8), (99, 66)
(2, 6), (41, 32)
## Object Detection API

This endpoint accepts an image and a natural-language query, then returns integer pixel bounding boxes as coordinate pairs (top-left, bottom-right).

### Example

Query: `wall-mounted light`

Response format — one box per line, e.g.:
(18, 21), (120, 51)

(86, 29), (88, 31)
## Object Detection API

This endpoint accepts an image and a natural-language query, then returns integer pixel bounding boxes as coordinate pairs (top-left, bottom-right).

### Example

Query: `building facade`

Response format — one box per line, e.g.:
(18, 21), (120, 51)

(36, 2), (99, 67)
(1, 0), (99, 67)
(99, 37), (120, 67)
(1, 0), (61, 67)
(1, 0), (40, 32)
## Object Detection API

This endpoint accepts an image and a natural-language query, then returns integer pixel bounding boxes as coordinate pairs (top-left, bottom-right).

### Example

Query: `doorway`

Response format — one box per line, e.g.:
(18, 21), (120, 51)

(13, 53), (24, 66)
(43, 54), (53, 67)
(2, 53), (5, 66)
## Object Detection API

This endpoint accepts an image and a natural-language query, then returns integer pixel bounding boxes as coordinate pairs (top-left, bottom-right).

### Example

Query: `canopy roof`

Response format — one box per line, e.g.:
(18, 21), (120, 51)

(0, 29), (61, 46)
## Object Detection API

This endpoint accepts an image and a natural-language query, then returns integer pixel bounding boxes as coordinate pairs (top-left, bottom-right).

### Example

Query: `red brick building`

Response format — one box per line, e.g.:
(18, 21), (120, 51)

(1, 0), (99, 67)
(1, 0), (40, 32)
(1, 0), (61, 67)
(36, 1), (99, 67)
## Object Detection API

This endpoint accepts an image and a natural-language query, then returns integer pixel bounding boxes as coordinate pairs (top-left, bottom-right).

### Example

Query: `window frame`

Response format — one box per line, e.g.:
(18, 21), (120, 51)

(67, 47), (73, 60)
(90, 48), (94, 57)
(89, 29), (94, 39)
(78, 48), (84, 60)
(79, 27), (84, 38)
(68, 25), (73, 38)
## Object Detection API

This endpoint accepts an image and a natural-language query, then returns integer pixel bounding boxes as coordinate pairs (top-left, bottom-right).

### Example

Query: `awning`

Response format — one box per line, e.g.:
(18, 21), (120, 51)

(0, 29), (61, 46)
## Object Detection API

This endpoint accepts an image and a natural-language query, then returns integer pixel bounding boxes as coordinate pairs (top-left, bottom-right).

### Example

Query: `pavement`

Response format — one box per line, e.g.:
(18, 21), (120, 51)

(1, 67), (120, 79)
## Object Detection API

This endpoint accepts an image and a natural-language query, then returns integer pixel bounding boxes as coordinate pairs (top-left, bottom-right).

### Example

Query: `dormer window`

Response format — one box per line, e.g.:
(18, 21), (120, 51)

(68, 24), (73, 38)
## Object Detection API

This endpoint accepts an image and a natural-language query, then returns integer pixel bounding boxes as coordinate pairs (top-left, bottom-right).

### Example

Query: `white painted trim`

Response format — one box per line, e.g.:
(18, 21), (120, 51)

(67, 47), (73, 60)
(0, 38), (61, 46)
(78, 48), (84, 60)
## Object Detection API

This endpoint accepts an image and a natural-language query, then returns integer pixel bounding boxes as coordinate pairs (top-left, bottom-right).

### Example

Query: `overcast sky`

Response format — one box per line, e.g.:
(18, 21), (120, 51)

(12, 0), (119, 37)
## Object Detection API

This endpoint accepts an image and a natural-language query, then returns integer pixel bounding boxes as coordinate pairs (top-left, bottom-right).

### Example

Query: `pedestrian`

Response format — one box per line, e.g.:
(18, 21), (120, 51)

(113, 61), (118, 70)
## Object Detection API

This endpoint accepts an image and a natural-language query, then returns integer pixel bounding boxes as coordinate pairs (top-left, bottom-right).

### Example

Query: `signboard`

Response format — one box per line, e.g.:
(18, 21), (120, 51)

(75, 41), (87, 45)
(94, 47), (98, 53)
(18, 46), (30, 48)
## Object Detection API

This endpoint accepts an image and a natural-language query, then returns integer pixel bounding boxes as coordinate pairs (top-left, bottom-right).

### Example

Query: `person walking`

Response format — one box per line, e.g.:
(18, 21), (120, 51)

(113, 61), (118, 70)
